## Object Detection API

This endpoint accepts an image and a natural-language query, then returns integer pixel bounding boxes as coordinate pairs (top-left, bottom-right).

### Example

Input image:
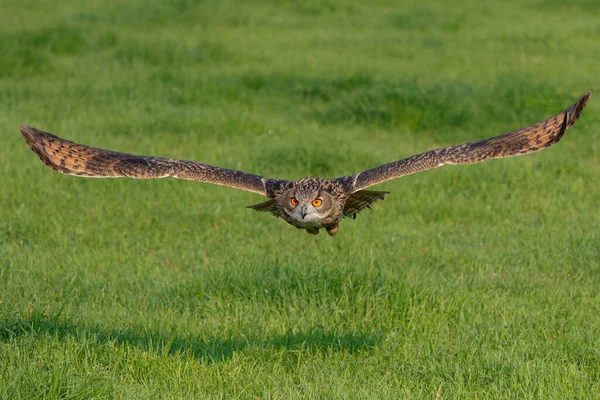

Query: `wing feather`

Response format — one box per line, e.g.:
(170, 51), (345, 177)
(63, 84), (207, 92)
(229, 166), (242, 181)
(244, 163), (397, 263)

(342, 190), (389, 219)
(344, 91), (591, 192)
(20, 125), (288, 197)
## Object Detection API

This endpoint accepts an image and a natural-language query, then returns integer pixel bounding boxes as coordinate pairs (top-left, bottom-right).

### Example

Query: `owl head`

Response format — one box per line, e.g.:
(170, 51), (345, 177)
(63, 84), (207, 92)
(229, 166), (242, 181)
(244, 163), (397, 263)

(281, 182), (334, 225)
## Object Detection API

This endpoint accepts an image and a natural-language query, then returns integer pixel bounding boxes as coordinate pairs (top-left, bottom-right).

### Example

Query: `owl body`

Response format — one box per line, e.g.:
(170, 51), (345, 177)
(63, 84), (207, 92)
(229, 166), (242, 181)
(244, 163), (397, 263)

(249, 177), (356, 235)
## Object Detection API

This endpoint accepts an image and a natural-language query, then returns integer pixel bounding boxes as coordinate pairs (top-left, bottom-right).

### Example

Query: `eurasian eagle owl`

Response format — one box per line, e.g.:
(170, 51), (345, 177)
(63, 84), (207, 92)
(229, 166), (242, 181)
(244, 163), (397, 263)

(21, 92), (591, 236)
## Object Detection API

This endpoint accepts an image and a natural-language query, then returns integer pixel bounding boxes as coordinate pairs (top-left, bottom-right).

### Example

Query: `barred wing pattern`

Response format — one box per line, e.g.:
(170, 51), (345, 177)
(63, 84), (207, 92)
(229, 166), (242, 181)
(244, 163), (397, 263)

(20, 125), (286, 197)
(348, 92), (591, 193)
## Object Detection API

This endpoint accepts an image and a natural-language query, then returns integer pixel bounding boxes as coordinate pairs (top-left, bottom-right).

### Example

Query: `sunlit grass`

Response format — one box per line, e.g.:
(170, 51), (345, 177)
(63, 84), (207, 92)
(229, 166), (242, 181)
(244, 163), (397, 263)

(1, 0), (599, 398)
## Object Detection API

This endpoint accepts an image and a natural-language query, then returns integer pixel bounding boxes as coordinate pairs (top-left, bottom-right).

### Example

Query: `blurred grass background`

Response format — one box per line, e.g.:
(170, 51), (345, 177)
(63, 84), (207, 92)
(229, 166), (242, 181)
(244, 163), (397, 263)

(0, 0), (599, 398)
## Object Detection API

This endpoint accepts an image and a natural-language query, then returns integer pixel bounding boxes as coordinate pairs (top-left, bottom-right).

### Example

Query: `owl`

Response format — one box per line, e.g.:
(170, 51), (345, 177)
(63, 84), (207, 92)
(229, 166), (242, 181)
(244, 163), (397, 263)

(21, 91), (591, 236)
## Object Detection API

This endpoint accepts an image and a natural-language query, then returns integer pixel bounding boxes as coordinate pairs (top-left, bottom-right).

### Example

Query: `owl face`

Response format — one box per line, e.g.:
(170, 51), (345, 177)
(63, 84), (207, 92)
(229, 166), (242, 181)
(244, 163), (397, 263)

(282, 187), (333, 226)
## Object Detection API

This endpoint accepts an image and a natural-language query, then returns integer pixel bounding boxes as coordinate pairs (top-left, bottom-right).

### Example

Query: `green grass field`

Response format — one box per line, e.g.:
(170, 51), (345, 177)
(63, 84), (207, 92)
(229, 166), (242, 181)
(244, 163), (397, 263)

(1, 0), (599, 398)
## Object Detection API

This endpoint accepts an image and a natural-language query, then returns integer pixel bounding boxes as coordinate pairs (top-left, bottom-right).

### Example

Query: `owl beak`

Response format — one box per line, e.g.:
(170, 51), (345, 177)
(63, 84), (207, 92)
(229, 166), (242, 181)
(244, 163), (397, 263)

(301, 206), (307, 219)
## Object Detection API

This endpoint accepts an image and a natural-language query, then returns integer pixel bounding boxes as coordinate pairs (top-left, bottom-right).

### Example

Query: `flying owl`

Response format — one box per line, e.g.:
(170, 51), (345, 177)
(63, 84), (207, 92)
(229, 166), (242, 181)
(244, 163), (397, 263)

(21, 91), (591, 236)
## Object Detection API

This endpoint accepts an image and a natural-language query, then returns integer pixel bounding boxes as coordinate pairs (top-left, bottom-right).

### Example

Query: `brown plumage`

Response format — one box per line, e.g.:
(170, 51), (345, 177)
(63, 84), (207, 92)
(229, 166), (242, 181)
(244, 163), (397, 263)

(19, 126), (287, 196)
(346, 91), (591, 191)
(21, 91), (591, 236)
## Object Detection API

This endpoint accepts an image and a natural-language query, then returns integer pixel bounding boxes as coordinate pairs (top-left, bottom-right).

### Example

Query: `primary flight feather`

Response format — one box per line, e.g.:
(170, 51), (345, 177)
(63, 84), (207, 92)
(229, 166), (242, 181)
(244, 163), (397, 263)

(21, 91), (591, 236)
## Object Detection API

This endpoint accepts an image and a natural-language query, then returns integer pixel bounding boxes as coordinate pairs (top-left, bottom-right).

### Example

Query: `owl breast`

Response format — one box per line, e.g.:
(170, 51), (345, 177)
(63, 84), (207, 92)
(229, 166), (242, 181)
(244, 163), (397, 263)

(284, 210), (342, 230)
(292, 218), (324, 229)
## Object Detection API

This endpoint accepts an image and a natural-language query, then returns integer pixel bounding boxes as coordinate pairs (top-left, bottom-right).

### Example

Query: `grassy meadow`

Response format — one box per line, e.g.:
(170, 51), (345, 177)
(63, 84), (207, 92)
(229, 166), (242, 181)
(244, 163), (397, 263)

(1, 0), (599, 398)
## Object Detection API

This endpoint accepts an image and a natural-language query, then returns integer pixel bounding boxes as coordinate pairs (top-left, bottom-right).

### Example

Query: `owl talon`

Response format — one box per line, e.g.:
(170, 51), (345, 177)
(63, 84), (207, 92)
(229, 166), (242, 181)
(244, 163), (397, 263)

(326, 225), (339, 236)
(306, 228), (320, 235)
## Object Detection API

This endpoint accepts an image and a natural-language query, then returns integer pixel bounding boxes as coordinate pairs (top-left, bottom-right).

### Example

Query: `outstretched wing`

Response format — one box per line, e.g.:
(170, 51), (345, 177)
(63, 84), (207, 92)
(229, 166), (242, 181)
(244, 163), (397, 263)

(20, 125), (289, 197)
(342, 91), (591, 193)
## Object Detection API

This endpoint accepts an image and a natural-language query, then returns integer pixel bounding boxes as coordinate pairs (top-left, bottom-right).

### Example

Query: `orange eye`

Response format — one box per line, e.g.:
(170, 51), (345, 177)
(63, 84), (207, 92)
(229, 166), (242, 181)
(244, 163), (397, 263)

(290, 197), (299, 206)
(312, 199), (322, 207)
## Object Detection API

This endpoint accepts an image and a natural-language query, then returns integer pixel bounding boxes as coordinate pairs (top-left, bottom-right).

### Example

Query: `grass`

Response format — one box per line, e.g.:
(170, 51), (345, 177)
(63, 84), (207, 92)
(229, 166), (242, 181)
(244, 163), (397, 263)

(1, 0), (599, 398)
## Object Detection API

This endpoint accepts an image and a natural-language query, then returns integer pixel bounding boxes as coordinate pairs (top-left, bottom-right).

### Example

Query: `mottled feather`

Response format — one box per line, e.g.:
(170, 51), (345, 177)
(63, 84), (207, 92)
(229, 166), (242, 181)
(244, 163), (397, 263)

(20, 125), (288, 197)
(343, 190), (389, 219)
(247, 199), (282, 216)
(346, 91), (591, 192)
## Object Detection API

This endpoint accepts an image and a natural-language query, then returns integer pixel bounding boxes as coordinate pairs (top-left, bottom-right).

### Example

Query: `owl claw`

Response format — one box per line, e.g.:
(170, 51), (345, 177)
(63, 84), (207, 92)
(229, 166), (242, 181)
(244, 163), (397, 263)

(326, 225), (339, 236)
(306, 228), (320, 235)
